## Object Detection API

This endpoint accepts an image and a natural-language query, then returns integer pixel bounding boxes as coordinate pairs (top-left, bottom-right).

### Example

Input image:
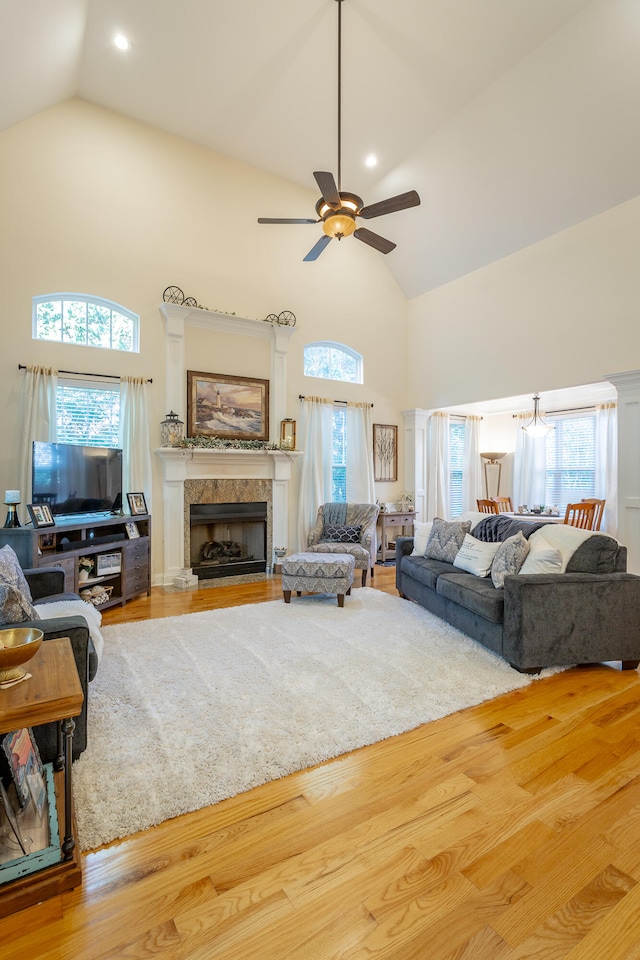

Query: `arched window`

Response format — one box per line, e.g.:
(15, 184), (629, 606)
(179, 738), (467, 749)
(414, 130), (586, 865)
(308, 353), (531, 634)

(33, 293), (139, 352)
(303, 341), (363, 384)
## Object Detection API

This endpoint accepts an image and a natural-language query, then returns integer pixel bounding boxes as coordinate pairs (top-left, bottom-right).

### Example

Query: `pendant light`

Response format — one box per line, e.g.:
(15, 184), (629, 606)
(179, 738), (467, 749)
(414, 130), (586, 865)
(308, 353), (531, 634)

(522, 394), (553, 437)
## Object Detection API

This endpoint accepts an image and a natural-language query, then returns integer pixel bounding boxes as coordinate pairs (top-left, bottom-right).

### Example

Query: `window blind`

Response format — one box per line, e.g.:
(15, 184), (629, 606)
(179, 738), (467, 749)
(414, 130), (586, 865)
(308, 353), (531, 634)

(56, 381), (121, 447)
(545, 412), (596, 508)
(449, 421), (465, 518)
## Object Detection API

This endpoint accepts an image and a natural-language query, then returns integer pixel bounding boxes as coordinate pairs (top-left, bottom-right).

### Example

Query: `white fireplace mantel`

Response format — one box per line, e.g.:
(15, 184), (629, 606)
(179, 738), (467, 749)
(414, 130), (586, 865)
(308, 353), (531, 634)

(156, 304), (299, 585)
(156, 447), (302, 584)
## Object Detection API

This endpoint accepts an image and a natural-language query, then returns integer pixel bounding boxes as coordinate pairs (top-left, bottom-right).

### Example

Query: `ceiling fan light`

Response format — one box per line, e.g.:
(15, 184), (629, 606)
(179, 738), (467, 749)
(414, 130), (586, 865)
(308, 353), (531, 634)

(323, 213), (356, 239)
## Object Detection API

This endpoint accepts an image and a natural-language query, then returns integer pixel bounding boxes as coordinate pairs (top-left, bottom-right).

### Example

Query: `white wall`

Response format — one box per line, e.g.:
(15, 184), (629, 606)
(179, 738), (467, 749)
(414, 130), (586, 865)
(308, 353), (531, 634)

(407, 195), (640, 409)
(0, 99), (409, 578)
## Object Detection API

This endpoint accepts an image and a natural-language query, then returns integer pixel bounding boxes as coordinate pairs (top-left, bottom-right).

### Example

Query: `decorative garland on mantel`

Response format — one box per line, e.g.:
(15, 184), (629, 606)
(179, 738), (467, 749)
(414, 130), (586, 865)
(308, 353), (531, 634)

(177, 437), (280, 451)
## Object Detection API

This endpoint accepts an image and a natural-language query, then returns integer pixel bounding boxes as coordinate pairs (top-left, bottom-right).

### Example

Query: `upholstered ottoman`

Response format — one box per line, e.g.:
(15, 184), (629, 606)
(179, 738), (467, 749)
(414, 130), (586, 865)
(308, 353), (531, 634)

(281, 552), (356, 607)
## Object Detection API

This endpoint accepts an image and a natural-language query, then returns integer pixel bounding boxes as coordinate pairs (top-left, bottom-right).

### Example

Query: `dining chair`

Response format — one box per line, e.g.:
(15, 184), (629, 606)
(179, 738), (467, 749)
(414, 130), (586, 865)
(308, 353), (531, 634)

(581, 498), (605, 531)
(563, 501), (596, 530)
(477, 499), (499, 514)
(492, 497), (513, 513)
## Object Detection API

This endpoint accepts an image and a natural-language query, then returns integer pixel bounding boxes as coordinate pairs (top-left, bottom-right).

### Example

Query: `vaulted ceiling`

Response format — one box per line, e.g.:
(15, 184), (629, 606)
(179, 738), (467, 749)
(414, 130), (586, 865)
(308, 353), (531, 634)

(2, 0), (639, 299)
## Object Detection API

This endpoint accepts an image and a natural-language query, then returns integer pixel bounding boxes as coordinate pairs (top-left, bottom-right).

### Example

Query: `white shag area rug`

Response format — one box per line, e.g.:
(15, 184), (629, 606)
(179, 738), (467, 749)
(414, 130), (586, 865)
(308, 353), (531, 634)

(73, 588), (558, 850)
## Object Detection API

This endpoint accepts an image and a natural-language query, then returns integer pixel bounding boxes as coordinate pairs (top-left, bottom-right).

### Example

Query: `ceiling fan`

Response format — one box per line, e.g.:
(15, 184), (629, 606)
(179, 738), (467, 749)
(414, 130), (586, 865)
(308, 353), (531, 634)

(258, 0), (420, 262)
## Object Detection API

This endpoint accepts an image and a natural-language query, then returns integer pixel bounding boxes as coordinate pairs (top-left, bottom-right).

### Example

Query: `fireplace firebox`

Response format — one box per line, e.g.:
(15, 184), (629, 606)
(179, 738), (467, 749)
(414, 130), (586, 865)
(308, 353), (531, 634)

(189, 502), (267, 579)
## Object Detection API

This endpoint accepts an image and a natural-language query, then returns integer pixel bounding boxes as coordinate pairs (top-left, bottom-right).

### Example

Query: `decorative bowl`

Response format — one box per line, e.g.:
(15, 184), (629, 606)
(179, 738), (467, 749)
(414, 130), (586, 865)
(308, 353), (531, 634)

(0, 627), (44, 683)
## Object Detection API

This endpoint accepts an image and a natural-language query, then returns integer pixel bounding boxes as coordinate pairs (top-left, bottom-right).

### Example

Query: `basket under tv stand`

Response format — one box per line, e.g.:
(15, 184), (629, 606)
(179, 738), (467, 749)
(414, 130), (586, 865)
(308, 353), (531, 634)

(0, 513), (151, 609)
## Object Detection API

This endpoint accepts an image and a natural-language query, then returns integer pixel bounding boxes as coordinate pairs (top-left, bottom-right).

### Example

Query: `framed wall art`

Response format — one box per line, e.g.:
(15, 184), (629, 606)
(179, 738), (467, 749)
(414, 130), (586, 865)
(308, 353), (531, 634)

(373, 423), (398, 482)
(187, 370), (270, 442)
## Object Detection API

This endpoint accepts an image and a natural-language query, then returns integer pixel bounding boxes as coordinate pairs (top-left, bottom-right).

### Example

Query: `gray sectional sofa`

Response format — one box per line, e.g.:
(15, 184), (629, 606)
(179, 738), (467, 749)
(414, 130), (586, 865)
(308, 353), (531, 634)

(395, 517), (640, 673)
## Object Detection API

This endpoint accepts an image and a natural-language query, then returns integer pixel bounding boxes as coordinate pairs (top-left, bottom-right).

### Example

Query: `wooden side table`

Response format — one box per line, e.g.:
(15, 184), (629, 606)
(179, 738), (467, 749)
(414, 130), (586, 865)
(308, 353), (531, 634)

(377, 511), (415, 562)
(0, 637), (84, 917)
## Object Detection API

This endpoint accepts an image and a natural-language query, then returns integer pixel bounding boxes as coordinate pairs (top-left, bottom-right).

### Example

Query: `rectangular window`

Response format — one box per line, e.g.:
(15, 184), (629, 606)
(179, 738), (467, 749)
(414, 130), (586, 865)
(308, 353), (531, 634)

(331, 407), (347, 502)
(545, 412), (596, 509)
(449, 420), (465, 518)
(56, 381), (121, 447)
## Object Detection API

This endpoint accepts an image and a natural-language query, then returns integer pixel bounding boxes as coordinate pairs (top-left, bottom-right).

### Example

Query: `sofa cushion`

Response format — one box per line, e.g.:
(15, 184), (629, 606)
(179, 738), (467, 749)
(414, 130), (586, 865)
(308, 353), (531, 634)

(0, 582), (41, 626)
(436, 572), (505, 623)
(519, 543), (563, 575)
(424, 518), (471, 563)
(491, 532), (530, 588)
(399, 555), (455, 591)
(527, 524), (594, 573)
(0, 544), (34, 602)
(321, 523), (362, 543)
(411, 520), (433, 556)
(453, 535), (501, 577)
(565, 535), (620, 574)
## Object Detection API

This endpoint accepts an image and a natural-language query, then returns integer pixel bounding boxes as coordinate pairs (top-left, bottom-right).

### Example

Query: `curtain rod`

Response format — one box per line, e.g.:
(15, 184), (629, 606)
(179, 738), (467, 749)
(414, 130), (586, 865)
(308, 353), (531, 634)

(512, 404), (597, 418)
(298, 394), (373, 406)
(19, 364), (152, 383)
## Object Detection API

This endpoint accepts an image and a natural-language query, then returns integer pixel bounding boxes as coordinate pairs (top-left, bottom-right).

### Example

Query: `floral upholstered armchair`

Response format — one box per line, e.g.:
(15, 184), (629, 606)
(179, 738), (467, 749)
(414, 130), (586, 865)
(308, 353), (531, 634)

(306, 502), (380, 586)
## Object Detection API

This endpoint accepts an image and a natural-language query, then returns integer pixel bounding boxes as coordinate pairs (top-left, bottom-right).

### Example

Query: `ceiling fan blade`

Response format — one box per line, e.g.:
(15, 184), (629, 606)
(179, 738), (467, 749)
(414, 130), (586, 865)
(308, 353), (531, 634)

(313, 171), (341, 209)
(303, 235), (332, 262)
(354, 228), (396, 255)
(258, 217), (318, 224)
(359, 190), (421, 220)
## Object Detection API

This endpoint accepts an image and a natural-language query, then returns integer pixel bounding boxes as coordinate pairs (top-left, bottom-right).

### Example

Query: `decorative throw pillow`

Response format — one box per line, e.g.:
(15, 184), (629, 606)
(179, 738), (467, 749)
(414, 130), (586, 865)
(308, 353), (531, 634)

(0, 544), (33, 602)
(0, 583), (41, 626)
(453, 535), (501, 577)
(519, 544), (563, 575)
(527, 524), (592, 573)
(321, 524), (362, 544)
(411, 521), (433, 556)
(424, 518), (471, 563)
(491, 532), (530, 588)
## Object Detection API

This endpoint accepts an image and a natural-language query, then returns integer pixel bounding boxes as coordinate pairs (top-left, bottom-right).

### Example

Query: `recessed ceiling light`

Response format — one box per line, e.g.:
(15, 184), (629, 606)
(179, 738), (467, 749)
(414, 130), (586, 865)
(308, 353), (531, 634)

(114, 34), (130, 51)
(365, 154), (378, 168)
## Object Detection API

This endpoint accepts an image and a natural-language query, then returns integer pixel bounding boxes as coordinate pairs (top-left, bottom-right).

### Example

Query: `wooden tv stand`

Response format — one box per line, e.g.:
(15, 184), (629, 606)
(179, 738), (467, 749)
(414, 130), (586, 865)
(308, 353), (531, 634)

(0, 514), (151, 609)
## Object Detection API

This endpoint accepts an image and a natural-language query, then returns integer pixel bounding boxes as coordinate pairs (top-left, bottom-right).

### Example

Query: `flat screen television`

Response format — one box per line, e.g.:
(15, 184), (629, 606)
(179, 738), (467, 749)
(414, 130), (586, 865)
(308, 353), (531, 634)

(32, 441), (123, 520)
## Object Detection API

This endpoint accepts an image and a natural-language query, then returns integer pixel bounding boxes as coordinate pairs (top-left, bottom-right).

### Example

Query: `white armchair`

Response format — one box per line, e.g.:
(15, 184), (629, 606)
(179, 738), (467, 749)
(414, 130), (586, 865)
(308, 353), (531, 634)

(306, 502), (380, 586)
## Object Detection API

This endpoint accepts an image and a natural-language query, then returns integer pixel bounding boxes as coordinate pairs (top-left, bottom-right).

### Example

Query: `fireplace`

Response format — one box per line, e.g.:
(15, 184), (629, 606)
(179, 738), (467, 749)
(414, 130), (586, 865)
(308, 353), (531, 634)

(190, 501), (268, 579)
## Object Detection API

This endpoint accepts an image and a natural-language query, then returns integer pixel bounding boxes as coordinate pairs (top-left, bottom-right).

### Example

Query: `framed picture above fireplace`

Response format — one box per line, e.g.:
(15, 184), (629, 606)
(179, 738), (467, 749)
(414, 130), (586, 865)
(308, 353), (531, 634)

(187, 370), (270, 442)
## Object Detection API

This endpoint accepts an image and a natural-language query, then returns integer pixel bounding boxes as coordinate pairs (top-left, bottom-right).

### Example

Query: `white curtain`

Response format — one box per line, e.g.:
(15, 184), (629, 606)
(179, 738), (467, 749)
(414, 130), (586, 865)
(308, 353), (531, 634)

(595, 402), (617, 535)
(512, 411), (547, 508)
(119, 376), (153, 512)
(426, 412), (450, 520)
(346, 402), (376, 503)
(297, 397), (334, 549)
(19, 365), (58, 515)
(462, 415), (482, 513)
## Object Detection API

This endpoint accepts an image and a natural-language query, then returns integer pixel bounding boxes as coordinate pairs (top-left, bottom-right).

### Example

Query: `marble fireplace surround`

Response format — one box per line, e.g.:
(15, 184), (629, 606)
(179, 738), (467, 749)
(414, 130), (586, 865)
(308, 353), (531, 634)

(187, 478), (271, 576)
(156, 447), (299, 585)
(155, 303), (299, 586)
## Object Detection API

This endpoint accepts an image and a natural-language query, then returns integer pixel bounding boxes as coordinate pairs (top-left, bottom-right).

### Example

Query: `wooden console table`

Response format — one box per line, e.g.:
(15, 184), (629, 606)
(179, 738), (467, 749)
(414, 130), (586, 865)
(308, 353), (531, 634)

(377, 510), (415, 562)
(0, 638), (84, 917)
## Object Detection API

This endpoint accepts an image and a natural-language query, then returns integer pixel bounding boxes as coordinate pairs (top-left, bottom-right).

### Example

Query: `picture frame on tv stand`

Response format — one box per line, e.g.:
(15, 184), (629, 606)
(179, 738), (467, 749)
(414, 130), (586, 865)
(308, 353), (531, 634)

(127, 492), (147, 516)
(27, 503), (55, 528)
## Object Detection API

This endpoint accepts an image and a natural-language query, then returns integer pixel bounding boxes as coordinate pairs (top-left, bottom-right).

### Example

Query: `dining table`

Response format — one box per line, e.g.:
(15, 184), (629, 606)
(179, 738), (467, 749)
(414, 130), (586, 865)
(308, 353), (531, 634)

(502, 512), (564, 524)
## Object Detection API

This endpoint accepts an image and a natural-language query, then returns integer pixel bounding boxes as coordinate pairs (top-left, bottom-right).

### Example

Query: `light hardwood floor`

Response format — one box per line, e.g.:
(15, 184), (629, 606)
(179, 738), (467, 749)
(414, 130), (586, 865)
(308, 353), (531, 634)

(3, 568), (640, 959)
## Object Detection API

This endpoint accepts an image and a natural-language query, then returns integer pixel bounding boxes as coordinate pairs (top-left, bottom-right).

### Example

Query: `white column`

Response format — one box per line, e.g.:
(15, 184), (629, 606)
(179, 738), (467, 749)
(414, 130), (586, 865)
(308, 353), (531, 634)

(402, 409), (429, 521)
(161, 454), (188, 584)
(605, 369), (640, 573)
(163, 311), (186, 418)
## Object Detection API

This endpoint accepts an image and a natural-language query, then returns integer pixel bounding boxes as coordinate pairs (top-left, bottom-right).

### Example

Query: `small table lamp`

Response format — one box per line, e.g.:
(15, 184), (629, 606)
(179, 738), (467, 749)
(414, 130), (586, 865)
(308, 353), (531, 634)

(4, 490), (21, 528)
(479, 453), (507, 499)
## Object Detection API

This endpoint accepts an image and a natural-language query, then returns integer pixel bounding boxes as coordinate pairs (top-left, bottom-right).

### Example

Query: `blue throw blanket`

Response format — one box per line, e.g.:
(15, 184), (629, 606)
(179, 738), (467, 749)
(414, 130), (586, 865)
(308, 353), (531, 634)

(472, 515), (547, 542)
(323, 502), (348, 526)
